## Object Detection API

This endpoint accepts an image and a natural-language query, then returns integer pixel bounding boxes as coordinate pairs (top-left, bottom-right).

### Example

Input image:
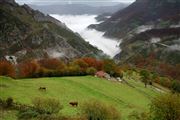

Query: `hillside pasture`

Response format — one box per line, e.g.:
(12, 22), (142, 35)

(0, 76), (161, 119)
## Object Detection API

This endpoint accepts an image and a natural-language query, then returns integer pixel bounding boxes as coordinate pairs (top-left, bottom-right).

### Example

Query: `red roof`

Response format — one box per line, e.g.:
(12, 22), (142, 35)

(95, 71), (106, 77)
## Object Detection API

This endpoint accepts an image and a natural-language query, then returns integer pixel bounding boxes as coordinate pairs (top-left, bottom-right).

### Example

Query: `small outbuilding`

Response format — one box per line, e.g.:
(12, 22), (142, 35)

(95, 71), (110, 79)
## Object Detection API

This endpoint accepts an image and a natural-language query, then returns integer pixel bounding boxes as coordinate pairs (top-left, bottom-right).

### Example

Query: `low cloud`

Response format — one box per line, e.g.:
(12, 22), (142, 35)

(51, 14), (121, 57)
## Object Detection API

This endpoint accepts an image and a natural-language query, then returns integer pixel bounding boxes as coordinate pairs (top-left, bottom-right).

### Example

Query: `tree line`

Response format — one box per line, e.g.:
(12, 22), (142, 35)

(0, 57), (123, 79)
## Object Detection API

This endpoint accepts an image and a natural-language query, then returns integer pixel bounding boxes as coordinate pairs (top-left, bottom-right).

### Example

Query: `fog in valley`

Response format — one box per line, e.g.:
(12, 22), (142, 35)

(51, 14), (121, 57)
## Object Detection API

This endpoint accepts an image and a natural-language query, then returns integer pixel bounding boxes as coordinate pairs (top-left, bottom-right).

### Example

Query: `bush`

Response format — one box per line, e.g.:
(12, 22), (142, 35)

(0, 97), (13, 108)
(0, 60), (15, 78)
(36, 114), (65, 120)
(171, 80), (180, 93)
(81, 100), (121, 120)
(18, 108), (39, 119)
(86, 67), (97, 75)
(128, 111), (150, 120)
(150, 94), (180, 120)
(32, 97), (63, 114)
(5, 97), (13, 108)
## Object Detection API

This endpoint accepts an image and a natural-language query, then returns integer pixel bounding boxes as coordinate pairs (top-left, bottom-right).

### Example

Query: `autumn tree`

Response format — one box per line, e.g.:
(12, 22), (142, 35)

(38, 58), (65, 70)
(114, 67), (123, 78)
(18, 60), (39, 78)
(82, 57), (103, 70)
(103, 59), (116, 76)
(66, 64), (81, 76)
(0, 60), (15, 78)
(86, 67), (97, 75)
(72, 59), (88, 72)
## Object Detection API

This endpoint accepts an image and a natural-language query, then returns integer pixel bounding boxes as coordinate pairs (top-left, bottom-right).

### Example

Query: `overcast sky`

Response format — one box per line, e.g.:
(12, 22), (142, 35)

(15, 0), (135, 5)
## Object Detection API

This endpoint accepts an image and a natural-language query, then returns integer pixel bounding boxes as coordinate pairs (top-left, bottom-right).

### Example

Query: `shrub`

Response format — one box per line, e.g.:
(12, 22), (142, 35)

(128, 111), (150, 120)
(150, 94), (180, 120)
(18, 108), (39, 119)
(5, 97), (13, 108)
(0, 97), (15, 108)
(36, 114), (65, 120)
(32, 97), (63, 114)
(171, 80), (180, 93)
(0, 60), (15, 78)
(81, 100), (121, 120)
(86, 67), (97, 75)
(0, 98), (3, 107)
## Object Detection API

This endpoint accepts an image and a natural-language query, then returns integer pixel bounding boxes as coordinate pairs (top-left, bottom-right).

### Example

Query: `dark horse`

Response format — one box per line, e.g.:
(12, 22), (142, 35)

(69, 102), (78, 107)
(39, 87), (46, 91)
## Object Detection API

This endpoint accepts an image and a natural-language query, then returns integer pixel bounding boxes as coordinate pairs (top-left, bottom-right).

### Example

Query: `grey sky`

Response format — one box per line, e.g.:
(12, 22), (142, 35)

(15, 0), (135, 5)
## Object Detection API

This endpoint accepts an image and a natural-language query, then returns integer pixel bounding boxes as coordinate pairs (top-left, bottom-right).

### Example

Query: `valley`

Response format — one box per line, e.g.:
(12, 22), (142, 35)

(0, 0), (180, 120)
(51, 14), (121, 57)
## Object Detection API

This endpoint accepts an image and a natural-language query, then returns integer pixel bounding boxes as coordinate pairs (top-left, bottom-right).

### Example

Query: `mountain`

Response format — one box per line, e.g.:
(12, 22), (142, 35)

(29, 3), (128, 15)
(0, 0), (103, 62)
(90, 0), (180, 65)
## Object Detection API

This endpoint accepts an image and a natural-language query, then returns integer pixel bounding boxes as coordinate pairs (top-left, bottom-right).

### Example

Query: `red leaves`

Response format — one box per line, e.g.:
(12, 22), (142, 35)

(0, 60), (15, 78)
(38, 58), (65, 70)
(82, 57), (103, 70)
(18, 60), (39, 78)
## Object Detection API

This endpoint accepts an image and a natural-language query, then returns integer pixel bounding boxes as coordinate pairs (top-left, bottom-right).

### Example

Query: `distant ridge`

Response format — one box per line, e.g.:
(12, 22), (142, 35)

(89, 0), (180, 64)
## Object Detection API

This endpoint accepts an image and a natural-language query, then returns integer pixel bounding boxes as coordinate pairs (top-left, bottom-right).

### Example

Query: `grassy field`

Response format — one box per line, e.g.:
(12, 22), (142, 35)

(0, 76), (161, 120)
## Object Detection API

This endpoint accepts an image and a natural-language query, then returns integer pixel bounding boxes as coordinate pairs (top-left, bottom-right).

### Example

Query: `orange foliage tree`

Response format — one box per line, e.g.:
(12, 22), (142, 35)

(38, 58), (65, 70)
(18, 60), (39, 78)
(0, 60), (15, 78)
(82, 57), (103, 70)
(73, 59), (88, 69)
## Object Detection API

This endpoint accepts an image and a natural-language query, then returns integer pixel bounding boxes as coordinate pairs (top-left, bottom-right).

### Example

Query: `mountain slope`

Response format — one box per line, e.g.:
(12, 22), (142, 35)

(90, 0), (180, 65)
(0, 0), (102, 62)
(93, 0), (180, 38)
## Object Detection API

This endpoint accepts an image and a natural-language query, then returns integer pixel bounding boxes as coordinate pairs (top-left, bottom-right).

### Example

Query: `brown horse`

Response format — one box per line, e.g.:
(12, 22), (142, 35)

(69, 102), (78, 107)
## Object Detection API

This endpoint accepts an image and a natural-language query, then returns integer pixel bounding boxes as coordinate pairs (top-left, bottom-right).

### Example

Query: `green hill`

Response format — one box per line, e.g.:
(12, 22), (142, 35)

(0, 76), (161, 119)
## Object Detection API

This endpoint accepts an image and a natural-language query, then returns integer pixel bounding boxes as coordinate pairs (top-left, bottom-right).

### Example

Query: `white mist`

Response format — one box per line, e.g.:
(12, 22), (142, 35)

(51, 14), (121, 57)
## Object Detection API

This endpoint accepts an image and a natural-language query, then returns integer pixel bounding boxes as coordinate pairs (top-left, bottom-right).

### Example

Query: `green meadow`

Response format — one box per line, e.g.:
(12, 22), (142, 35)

(0, 76), (161, 120)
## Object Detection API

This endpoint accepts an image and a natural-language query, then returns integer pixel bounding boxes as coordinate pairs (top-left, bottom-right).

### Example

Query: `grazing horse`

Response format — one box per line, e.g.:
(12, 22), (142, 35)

(69, 102), (78, 107)
(39, 87), (46, 91)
